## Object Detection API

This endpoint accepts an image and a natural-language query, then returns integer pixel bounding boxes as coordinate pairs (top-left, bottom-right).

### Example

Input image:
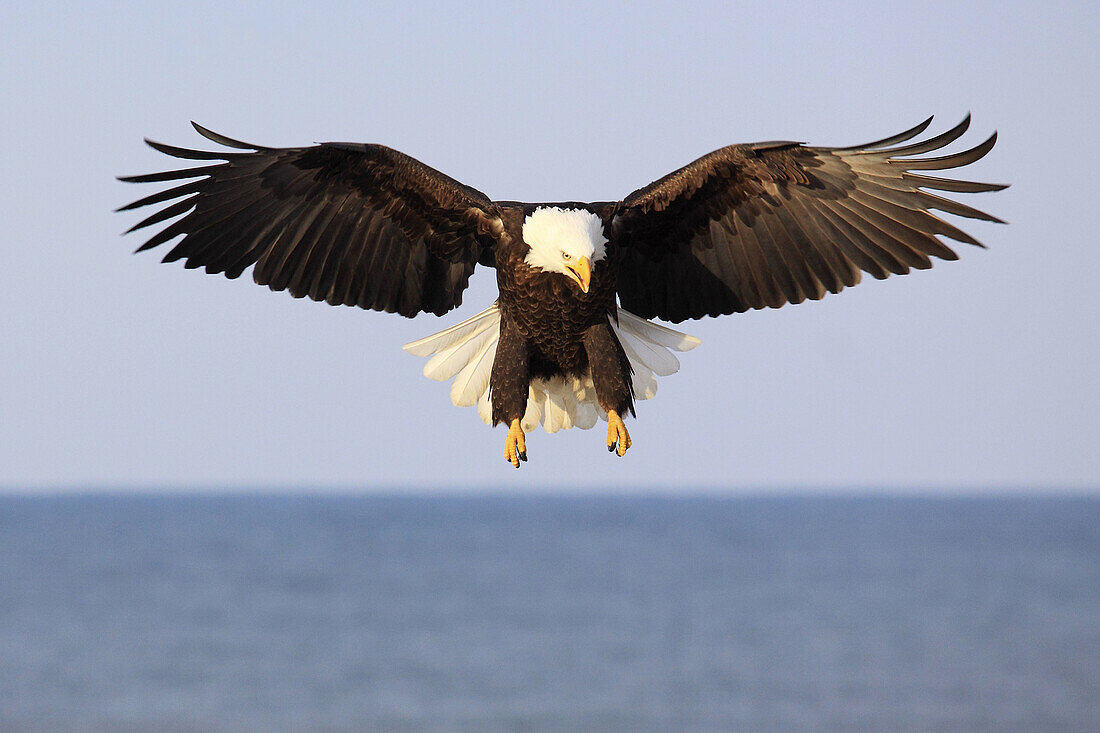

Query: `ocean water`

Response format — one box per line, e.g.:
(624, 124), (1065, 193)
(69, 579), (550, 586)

(0, 495), (1096, 732)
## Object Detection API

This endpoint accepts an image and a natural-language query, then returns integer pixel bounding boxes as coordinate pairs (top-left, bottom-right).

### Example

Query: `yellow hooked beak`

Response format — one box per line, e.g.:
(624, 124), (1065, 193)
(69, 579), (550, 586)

(566, 256), (592, 293)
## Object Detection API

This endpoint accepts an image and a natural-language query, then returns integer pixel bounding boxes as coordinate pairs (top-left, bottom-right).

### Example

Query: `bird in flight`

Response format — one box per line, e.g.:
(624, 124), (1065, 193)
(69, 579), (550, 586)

(119, 115), (1004, 468)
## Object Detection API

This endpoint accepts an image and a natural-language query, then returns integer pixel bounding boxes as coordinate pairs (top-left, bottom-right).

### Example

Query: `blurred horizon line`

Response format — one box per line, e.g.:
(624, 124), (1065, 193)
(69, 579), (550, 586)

(1, 485), (1096, 498)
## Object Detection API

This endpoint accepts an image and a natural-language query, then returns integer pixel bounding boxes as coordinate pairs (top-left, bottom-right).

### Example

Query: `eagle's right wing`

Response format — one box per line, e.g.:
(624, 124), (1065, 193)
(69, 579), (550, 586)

(119, 124), (504, 317)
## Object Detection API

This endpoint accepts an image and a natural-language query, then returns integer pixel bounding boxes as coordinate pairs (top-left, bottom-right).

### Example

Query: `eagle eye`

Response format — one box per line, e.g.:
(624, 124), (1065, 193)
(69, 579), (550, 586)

(561, 251), (571, 260)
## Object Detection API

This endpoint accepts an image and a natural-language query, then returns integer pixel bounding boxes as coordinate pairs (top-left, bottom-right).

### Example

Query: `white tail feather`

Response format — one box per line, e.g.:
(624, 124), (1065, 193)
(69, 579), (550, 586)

(402, 304), (501, 357)
(450, 338), (497, 407)
(632, 367), (658, 401)
(616, 310), (702, 351)
(520, 386), (542, 433)
(404, 305), (699, 433)
(616, 328), (680, 376)
(424, 333), (490, 382)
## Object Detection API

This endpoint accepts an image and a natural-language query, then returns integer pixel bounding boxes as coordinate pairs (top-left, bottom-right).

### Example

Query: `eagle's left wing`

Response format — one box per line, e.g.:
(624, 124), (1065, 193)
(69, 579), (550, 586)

(612, 115), (1006, 322)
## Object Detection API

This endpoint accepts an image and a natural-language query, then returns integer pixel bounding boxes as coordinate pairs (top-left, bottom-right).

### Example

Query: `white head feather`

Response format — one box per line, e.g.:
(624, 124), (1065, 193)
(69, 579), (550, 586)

(522, 207), (608, 276)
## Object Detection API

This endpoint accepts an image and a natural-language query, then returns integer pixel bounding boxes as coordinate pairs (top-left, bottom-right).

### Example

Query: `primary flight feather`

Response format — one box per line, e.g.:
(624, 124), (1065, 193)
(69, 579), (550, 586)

(119, 115), (1005, 467)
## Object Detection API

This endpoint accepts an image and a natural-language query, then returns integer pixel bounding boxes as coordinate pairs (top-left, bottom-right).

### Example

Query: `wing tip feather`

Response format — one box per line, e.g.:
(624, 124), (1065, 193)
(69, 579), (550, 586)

(838, 115), (935, 151)
(190, 121), (263, 150)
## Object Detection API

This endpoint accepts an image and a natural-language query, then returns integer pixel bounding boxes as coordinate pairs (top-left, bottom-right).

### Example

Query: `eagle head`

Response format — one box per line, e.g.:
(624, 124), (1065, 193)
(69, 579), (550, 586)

(522, 207), (608, 293)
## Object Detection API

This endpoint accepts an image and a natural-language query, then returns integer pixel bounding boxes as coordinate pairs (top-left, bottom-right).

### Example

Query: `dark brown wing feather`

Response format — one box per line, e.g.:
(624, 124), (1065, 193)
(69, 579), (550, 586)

(118, 123), (504, 317)
(613, 115), (1007, 322)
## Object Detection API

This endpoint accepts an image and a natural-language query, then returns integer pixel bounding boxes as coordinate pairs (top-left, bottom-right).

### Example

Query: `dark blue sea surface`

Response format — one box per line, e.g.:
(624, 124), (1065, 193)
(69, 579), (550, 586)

(0, 494), (1096, 732)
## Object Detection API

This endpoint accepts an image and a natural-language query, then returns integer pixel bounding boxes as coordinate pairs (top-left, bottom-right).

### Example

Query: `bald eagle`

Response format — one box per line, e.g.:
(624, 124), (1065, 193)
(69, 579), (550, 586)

(119, 115), (1004, 467)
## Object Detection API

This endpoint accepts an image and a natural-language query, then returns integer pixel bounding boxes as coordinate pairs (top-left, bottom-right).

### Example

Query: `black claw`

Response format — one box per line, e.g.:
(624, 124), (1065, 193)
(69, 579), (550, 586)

(608, 441), (617, 453)
(519, 451), (527, 462)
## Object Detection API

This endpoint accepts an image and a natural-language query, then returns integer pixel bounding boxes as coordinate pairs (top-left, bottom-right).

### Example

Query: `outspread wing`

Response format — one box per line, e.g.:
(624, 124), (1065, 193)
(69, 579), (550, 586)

(613, 115), (1007, 322)
(118, 123), (505, 317)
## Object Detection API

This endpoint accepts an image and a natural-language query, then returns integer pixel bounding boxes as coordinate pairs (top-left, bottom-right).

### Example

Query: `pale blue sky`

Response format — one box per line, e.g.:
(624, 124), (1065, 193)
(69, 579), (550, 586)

(2, 1), (1097, 491)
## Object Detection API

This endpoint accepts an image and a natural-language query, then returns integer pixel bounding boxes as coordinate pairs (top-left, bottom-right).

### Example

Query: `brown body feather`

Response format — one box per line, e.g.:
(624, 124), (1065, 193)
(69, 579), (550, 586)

(489, 205), (634, 425)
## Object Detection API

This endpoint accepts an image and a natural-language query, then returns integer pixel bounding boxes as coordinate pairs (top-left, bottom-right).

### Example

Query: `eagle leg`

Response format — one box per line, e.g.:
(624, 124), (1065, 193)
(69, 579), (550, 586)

(505, 418), (527, 468)
(606, 410), (632, 457)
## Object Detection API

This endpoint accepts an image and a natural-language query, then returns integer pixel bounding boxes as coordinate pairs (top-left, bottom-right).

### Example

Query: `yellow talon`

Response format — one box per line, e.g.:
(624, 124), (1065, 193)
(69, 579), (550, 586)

(504, 418), (527, 468)
(606, 410), (632, 457)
